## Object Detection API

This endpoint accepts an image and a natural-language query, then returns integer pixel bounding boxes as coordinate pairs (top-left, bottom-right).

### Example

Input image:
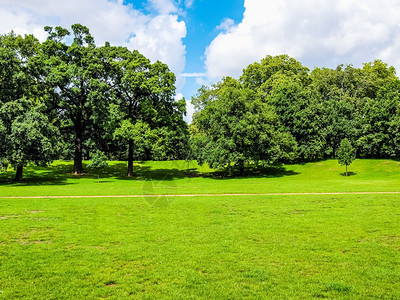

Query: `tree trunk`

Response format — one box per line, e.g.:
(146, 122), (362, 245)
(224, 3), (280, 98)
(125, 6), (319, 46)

(15, 165), (23, 181)
(238, 160), (245, 176)
(346, 165), (348, 177)
(73, 123), (83, 174)
(127, 139), (134, 177)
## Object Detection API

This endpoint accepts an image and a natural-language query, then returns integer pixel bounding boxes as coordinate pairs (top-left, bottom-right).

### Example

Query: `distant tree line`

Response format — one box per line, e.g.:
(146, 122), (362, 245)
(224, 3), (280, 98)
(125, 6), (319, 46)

(190, 55), (400, 174)
(1, 25), (400, 180)
(0, 24), (188, 180)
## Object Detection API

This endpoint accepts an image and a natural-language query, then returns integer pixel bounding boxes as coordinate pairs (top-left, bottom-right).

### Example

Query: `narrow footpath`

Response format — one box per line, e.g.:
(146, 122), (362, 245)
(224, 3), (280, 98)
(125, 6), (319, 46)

(1, 191), (400, 199)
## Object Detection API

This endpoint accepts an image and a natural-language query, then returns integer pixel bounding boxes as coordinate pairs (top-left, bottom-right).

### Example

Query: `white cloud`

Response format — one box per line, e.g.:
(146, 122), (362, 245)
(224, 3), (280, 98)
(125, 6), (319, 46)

(126, 14), (186, 90)
(205, 0), (400, 81)
(0, 0), (187, 90)
(184, 0), (194, 9)
(149, 0), (178, 14)
(184, 101), (195, 123)
(174, 92), (194, 123)
(181, 72), (207, 77)
(216, 18), (235, 32)
(195, 77), (210, 87)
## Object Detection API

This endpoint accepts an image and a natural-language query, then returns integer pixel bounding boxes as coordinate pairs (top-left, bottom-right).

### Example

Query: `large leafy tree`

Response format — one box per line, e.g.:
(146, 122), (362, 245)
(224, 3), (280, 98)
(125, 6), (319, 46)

(240, 55), (325, 160)
(104, 45), (187, 176)
(0, 32), (60, 180)
(310, 65), (362, 157)
(41, 24), (107, 174)
(190, 77), (296, 175)
(240, 54), (310, 91)
(240, 56), (399, 161)
(263, 74), (326, 160)
(7, 108), (60, 181)
(311, 61), (397, 158)
(360, 60), (397, 100)
(105, 45), (152, 176)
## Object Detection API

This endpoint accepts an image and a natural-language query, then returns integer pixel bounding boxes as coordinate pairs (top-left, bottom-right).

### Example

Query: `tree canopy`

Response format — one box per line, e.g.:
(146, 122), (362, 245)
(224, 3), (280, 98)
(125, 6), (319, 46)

(41, 24), (106, 174)
(190, 77), (297, 175)
(103, 44), (188, 176)
(0, 25), (188, 179)
(0, 32), (60, 180)
(190, 54), (400, 174)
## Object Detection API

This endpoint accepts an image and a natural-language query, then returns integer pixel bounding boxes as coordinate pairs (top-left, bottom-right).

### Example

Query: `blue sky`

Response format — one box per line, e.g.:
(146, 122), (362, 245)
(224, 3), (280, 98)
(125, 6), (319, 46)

(1, 0), (400, 122)
(176, 0), (245, 100)
(123, 0), (245, 101)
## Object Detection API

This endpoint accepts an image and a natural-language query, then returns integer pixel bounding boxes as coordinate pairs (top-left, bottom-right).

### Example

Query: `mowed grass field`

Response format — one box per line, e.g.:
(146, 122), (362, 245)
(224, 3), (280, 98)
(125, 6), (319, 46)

(0, 160), (399, 299)
(0, 159), (400, 196)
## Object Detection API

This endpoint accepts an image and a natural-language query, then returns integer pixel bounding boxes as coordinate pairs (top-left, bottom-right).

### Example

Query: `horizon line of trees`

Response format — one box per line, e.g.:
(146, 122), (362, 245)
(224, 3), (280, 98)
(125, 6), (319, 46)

(1, 25), (400, 180)
(189, 55), (400, 174)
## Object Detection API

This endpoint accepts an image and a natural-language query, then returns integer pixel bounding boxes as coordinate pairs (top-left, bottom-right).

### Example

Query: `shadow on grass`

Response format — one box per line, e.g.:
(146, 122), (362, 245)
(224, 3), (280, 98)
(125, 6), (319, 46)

(292, 157), (327, 166)
(0, 163), (75, 187)
(340, 172), (357, 177)
(112, 163), (194, 181)
(0, 161), (300, 186)
(201, 164), (300, 180)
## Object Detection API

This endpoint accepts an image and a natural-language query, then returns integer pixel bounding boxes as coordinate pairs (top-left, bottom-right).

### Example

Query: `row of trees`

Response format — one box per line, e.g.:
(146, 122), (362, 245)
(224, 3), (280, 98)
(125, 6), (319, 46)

(190, 55), (400, 174)
(1, 25), (400, 179)
(0, 24), (188, 180)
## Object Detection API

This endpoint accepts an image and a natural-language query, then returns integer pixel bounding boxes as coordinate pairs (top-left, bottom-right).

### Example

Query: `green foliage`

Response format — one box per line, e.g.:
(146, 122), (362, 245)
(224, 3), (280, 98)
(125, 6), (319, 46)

(38, 25), (188, 174)
(0, 119), (5, 164)
(42, 24), (113, 174)
(105, 45), (188, 174)
(240, 54), (310, 90)
(357, 80), (400, 158)
(1, 25), (188, 177)
(8, 109), (60, 166)
(3, 27), (400, 172)
(239, 55), (400, 160)
(337, 138), (356, 176)
(264, 74), (325, 159)
(0, 32), (59, 180)
(151, 125), (189, 160)
(191, 77), (297, 174)
(88, 150), (108, 182)
(0, 104), (60, 181)
(88, 150), (108, 170)
(114, 120), (156, 160)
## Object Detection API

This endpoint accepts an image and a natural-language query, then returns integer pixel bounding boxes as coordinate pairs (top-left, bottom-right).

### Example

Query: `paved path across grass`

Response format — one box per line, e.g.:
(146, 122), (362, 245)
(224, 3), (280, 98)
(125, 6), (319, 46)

(1, 191), (400, 199)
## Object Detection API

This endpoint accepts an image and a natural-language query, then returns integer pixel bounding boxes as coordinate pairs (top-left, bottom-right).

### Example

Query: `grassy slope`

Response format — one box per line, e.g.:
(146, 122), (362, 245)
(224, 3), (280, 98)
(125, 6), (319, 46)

(0, 159), (399, 196)
(0, 160), (399, 299)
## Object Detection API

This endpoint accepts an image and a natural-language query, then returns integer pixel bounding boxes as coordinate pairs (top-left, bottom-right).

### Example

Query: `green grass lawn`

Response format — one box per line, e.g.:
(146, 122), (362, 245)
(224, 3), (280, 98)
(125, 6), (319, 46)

(0, 159), (400, 196)
(0, 160), (399, 299)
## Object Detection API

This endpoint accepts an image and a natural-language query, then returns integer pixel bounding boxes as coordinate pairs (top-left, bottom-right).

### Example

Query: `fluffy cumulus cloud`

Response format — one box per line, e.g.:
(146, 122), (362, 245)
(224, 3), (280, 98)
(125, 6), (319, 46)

(205, 0), (400, 80)
(0, 0), (187, 90)
(216, 18), (235, 32)
(149, 0), (178, 14)
(126, 14), (186, 90)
